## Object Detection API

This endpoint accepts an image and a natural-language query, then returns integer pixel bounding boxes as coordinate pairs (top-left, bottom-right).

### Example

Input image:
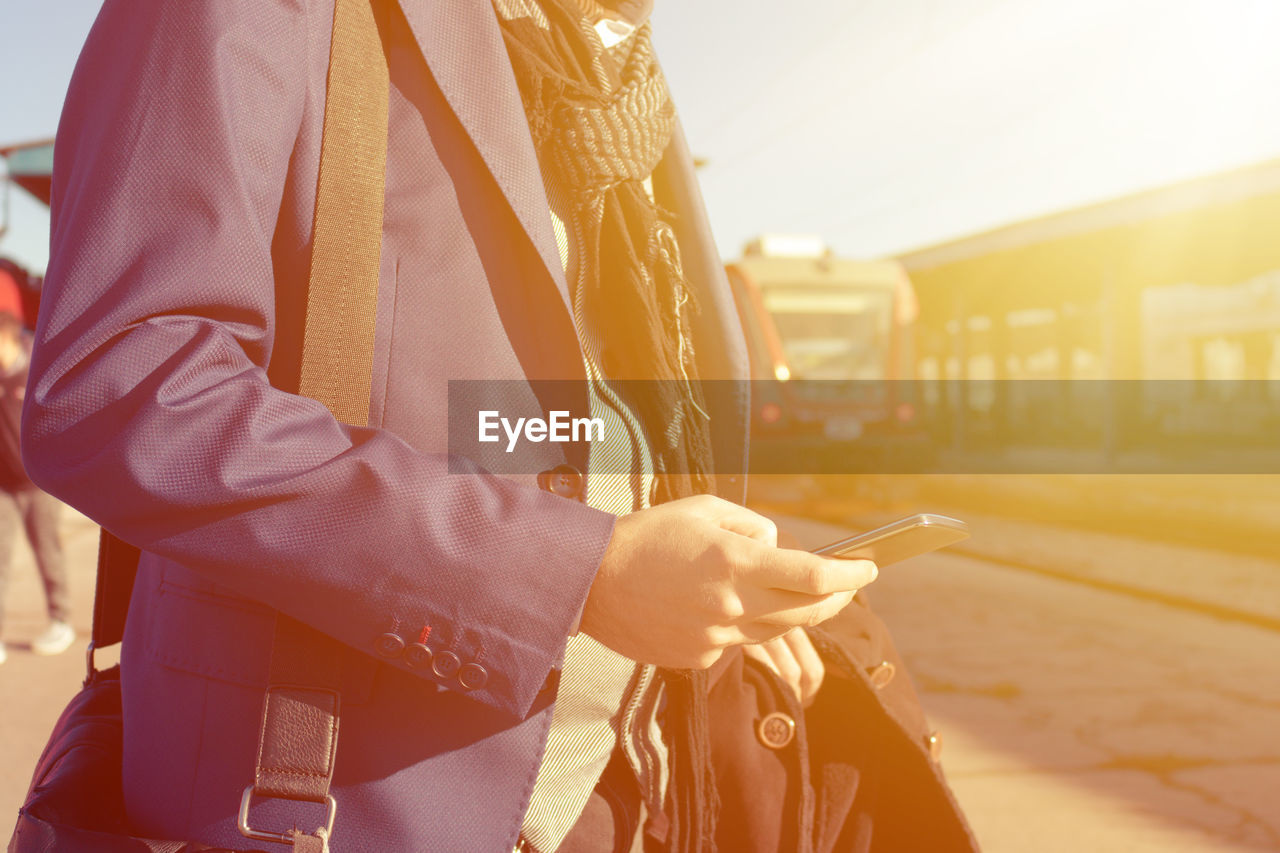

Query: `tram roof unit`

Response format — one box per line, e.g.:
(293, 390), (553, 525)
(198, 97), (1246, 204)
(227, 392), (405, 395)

(0, 138), (54, 206)
(736, 235), (906, 292)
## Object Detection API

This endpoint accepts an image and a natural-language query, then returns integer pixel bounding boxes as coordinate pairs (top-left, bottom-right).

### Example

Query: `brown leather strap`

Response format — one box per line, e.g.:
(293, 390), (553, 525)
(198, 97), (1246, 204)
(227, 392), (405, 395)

(253, 613), (345, 802)
(254, 685), (341, 801)
(286, 831), (331, 853)
(245, 0), (389, 846)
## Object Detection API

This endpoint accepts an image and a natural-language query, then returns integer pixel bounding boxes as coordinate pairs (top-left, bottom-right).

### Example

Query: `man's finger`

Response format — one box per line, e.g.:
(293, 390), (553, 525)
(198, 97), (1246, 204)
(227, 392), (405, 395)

(717, 508), (778, 547)
(736, 620), (801, 645)
(783, 628), (826, 707)
(751, 589), (857, 629)
(762, 638), (803, 697)
(742, 642), (780, 681)
(754, 548), (877, 596)
(738, 586), (845, 621)
(743, 642), (804, 706)
(744, 633), (823, 708)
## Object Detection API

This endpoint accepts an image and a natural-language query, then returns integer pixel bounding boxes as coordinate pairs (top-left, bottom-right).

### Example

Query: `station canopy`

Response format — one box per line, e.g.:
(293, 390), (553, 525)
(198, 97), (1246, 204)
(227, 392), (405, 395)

(898, 157), (1280, 324)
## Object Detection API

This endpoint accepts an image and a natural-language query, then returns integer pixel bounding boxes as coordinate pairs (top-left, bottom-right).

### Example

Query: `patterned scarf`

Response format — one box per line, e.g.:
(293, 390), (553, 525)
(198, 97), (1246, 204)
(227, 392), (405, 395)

(494, 2), (719, 850)
(494, 0), (714, 505)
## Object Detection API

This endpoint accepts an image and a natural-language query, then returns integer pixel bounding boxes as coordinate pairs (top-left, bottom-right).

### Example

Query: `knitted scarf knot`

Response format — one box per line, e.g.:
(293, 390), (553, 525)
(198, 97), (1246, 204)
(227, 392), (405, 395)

(546, 26), (675, 196)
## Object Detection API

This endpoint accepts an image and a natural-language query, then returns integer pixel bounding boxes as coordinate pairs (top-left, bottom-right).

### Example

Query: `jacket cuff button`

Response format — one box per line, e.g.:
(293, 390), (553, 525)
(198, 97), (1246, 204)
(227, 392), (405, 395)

(404, 643), (433, 669)
(374, 632), (406, 659)
(458, 662), (489, 690)
(432, 650), (461, 679)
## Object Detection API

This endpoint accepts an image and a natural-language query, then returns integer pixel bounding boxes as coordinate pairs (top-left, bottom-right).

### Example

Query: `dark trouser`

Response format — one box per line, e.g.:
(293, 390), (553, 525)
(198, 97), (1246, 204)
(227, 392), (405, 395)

(0, 487), (68, 634)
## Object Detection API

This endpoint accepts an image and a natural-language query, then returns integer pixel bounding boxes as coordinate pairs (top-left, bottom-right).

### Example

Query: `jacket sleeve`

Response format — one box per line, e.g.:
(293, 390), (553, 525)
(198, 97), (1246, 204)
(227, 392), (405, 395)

(22, 0), (614, 720)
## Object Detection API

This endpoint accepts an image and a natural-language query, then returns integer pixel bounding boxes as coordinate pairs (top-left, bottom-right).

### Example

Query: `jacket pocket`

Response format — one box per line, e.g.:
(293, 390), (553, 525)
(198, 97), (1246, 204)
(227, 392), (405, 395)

(145, 573), (375, 706)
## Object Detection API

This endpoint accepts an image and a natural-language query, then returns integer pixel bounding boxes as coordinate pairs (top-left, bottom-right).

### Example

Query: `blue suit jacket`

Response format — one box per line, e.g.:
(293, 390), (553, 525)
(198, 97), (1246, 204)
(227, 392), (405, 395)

(23, 0), (748, 849)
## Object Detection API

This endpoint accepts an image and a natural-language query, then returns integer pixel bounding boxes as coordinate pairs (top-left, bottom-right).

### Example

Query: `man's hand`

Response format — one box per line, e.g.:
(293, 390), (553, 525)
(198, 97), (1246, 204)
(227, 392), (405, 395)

(743, 628), (826, 708)
(580, 494), (876, 669)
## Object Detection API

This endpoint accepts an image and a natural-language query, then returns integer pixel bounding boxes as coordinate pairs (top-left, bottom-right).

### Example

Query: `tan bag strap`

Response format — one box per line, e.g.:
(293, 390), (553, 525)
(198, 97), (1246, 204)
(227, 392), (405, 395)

(241, 1), (389, 849)
(299, 0), (390, 423)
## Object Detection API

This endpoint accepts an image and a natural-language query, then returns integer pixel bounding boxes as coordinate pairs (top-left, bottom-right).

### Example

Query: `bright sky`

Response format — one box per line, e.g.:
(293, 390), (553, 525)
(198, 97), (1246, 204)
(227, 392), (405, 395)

(3, 0), (1280, 272)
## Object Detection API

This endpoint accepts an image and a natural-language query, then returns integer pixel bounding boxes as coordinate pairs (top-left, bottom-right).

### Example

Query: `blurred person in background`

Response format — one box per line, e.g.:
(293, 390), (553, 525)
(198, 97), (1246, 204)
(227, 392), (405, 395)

(0, 258), (42, 327)
(0, 260), (71, 663)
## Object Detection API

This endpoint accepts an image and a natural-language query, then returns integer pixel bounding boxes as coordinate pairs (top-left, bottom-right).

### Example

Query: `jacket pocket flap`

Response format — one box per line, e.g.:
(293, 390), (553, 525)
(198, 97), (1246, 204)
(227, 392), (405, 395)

(146, 580), (375, 705)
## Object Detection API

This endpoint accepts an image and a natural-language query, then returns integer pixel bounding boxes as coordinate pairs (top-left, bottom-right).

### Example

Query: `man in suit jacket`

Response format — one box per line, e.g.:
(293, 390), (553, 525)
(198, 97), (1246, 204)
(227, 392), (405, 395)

(23, 0), (893, 850)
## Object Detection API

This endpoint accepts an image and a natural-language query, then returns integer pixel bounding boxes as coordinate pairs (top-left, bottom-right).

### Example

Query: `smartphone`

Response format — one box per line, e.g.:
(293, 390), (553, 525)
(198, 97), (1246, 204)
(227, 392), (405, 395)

(812, 513), (969, 567)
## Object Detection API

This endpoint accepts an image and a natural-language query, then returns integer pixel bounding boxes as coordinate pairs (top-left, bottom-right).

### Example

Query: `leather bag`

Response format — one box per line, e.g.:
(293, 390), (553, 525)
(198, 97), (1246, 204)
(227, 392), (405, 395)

(8, 0), (389, 850)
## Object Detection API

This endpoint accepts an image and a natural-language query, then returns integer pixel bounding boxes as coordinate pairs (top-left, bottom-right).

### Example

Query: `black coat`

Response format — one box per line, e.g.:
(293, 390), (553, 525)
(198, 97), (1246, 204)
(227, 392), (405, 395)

(709, 591), (980, 853)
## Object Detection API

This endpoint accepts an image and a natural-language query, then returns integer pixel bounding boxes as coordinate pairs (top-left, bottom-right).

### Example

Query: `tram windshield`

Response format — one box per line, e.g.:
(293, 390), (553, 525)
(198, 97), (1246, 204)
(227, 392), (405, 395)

(762, 287), (892, 381)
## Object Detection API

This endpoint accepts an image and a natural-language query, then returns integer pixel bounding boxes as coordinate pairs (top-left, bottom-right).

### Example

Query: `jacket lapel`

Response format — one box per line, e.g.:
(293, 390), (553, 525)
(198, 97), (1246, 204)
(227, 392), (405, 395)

(391, 1), (748, 488)
(394, 0), (573, 315)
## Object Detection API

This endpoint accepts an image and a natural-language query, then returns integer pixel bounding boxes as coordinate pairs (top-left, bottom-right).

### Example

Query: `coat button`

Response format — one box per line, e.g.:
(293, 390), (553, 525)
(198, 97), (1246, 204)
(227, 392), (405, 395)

(404, 643), (433, 669)
(755, 711), (796, 750)
(374, 632), (406, 659)
(432, 650), (461, 679)
(537, 464), (583, 500)
(458, 662), (489, 690)
(867, 661), (896, 689)
(925, 730), (943, 761)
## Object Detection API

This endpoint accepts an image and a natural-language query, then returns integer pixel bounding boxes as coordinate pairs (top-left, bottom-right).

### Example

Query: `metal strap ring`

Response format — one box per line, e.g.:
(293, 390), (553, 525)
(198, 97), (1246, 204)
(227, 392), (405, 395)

(238, 786), (337, 849)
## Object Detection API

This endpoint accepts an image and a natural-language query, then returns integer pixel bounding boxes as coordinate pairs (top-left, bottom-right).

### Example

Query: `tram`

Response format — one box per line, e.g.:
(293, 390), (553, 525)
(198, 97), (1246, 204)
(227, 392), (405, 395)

(0, 139), (53, 326)
(725, 235), (924, 473)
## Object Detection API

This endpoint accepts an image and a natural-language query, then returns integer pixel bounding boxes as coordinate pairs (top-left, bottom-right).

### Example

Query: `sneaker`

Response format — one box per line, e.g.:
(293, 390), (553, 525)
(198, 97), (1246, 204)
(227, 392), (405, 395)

(32, 621), (76, 656)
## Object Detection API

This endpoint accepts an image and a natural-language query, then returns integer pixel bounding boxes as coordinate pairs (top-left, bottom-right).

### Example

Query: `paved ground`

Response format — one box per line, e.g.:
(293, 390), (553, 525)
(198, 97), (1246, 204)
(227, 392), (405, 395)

(3, 502), (1279, 851)
(754, 472), (1280, 561)
(782, 515), (1280, 852)
(815, 503), (1280, 625)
